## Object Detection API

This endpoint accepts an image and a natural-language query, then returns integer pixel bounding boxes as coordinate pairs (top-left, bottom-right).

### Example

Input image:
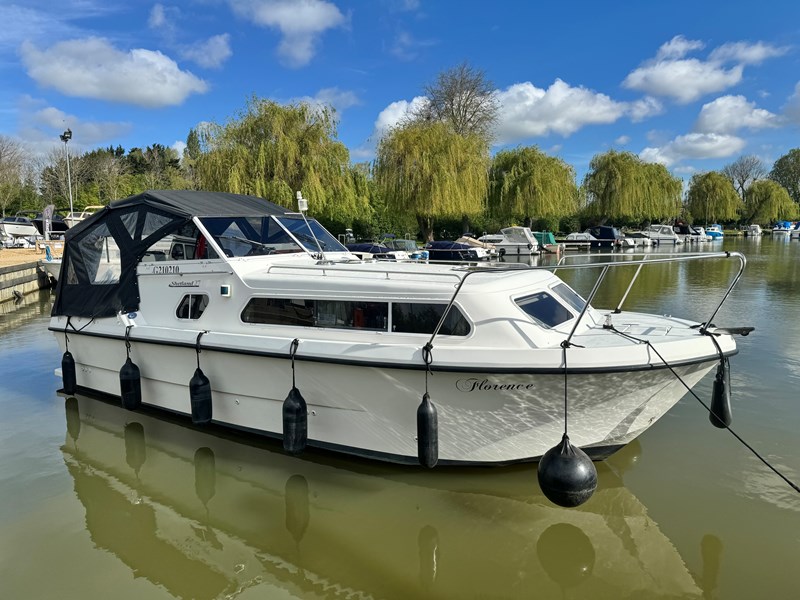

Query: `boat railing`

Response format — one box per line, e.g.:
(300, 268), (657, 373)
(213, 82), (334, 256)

(263, 261), (467, 282)
(427, 251), (746, 349)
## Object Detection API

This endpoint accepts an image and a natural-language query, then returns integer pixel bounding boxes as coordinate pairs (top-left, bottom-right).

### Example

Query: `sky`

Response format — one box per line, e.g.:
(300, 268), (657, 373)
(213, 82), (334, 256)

(2, 0), (800, 186)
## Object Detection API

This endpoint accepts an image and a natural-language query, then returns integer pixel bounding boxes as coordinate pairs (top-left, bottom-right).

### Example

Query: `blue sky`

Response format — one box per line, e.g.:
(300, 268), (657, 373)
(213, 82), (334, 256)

(2, 0), (800, 185)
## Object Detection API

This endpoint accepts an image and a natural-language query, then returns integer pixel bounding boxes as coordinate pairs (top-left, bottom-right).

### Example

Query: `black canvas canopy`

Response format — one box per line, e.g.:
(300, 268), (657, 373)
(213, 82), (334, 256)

(52, 190), (287, 318)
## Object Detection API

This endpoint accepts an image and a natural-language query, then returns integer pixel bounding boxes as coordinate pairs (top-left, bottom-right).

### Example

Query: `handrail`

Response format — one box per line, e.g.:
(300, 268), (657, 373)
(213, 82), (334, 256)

(425, 251), (747, 355)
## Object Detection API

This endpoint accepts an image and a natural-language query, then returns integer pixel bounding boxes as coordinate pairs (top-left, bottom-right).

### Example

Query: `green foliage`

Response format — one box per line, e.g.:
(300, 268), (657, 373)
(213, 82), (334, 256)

(686, 171), (742, 223)
(488, 146), (577, 221)
(194, 97), (370, 222)
(745, 180), (798, 223)
(583, 150), (682, 222)
(374, 121), (490, 240)
(769, 148), (800, 204)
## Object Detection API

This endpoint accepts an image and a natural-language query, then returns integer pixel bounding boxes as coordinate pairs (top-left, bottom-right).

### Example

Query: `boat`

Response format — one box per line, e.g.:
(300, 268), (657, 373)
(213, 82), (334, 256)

(705, 224), (724, 240)
(646, 224), (683, 245)
(560, 231), (596, 251)
(50, 190), (748, 468)
(477, 226), (540, 256)
(623, 231), (654, 247)
(743, 224), (763, 237)
(64, 205), (105, 229)
(0, 214), (39, 240)
(791, 222), (800, 240)
(772, 220), (792, 235)
(32, 209), (68, 237)
(672, 224), (707, 243)
(383, 237), (429, 260)
(586, 225), (631, 248)
(345, 241), (409, 260)
(532, 231), (563, 254)
(424, 239), (491, 261)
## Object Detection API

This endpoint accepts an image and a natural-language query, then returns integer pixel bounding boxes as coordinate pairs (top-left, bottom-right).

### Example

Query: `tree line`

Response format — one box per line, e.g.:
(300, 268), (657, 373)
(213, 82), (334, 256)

(1, 63), (799, 240)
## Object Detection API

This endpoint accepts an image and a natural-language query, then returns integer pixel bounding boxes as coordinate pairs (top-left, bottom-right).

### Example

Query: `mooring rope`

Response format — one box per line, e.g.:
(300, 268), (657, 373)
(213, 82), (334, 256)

(607, 325), (800, 494)
(422, 342), (433, 395)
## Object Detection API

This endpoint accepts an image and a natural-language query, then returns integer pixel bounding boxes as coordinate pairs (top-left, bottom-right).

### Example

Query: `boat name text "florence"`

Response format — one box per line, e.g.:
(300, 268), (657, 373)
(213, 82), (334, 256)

(168, 280), (201, 288)
(456, 378), (535, 392)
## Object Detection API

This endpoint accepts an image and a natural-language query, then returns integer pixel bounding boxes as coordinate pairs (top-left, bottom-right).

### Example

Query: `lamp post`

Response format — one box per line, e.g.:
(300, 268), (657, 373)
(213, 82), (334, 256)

(60, 128), (73, 218)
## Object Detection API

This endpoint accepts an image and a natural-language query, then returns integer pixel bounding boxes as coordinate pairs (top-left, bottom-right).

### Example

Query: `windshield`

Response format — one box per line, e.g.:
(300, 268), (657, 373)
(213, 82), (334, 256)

(276, 216), (348, 253)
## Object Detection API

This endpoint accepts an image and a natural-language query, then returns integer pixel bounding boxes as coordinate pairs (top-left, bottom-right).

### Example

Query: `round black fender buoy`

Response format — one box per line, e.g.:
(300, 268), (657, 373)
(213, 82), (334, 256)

(285, 474), (310, 544)
(417, 392), (438, 468)
(124, 422), (146, 476)
(62, 350), (77, 395)
(537, 433), (597, 507)
(537, 523), (595, 589)
(194, 447), (216, 507)
(499, 247), (506, 257)
(189, 368), (213, 425)
(709, 357), (732, 428)
(120, 357), (142, 411)
(283, 387), (308, 454)
(65, 396), (80, 442)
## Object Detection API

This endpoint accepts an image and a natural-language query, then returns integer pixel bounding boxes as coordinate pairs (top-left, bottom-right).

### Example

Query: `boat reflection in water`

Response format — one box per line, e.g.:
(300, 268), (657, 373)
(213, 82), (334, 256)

(62, 394), (718, 599)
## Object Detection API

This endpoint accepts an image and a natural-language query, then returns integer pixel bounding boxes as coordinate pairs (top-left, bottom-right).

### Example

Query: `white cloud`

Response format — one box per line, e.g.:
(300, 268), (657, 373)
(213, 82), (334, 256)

(655, 35), (705, 60)
(291, 87), (361, 113)
(180, 34), (233, 69)
(227, 0), (345, 67)
(16, 97), (132, 156)
(623, 59), (743, 104)
(640, 133), (746, 167)
(783, 82), (800, 124)
(374, 95), (428, 137)
(615, 135), (630, 145)
(628, 96), (663, 122)
(149, 4), (167, 29)
(391, 30), (437, 61)
(495, 80), (627, 142)
(694, 95), (780, 134)
(709, 41), (789, 65)
(171, 140), (187, 158)
(623, 37), (786, 104)
(20, 37), (208, 108)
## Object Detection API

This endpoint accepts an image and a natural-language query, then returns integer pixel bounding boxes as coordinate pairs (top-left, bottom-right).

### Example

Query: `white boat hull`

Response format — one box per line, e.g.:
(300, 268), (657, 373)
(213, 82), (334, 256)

(54, 328), (718, 464)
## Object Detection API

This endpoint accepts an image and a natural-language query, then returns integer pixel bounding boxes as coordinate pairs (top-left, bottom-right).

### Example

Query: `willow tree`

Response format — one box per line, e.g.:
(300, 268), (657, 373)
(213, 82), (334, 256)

(195, 97), (370, 222)
(769, 148), (800, 204)
(582, 150), (682, 223)
(488, 146), (577, 224)
(374, 121), (489, 241)
(744, 180), (798, 223)
(686, 171), (742, 224)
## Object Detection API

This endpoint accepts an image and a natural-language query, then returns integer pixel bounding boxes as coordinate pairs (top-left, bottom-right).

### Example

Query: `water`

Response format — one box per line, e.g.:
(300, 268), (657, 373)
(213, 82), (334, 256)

(1, 236), (798, 599)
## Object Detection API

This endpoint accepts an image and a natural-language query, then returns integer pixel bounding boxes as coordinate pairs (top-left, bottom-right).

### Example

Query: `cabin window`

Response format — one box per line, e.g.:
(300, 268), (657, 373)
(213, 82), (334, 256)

(516, 292), (573, 328)
(176, 294), (209, 320)
(75, 223), (122, 284)
(391, 303), (471, 336)
(551, 283), (586, 313)
(241, 298), (388, 330)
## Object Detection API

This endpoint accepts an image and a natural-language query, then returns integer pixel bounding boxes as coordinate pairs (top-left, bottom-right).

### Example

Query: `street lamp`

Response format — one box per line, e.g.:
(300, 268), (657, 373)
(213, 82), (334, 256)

(60, 128), (73, 218)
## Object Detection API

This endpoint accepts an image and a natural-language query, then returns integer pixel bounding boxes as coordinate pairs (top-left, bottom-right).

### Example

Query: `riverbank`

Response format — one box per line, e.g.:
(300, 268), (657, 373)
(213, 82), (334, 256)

(0, 248), (43, 268)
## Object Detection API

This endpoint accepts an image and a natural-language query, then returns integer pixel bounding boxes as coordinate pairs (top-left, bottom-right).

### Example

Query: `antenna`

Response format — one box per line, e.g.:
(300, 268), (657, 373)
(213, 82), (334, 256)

(296, 190), (308, 213)
(296, 191), (326, 261)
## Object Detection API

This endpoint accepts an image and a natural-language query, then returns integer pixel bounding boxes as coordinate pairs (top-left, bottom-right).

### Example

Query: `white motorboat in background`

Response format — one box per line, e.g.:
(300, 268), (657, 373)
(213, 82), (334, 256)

(0, 214), (39, 241)
(64, 205), (105, 229)
(477, 226), (540, 256)
(50, 190), (747, 470)
(647, 224), (683, 245)
(743, 224), (763, 237)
